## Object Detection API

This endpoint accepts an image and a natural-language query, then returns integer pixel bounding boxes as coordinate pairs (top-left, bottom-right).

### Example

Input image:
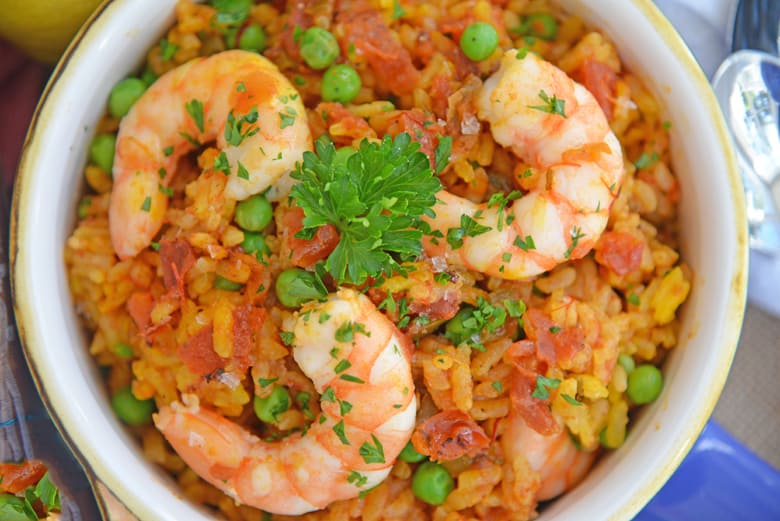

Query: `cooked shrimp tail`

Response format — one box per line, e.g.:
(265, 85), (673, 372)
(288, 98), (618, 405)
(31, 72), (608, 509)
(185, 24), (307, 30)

(109, 50), (312, 259)
(154, 289), (416, 515)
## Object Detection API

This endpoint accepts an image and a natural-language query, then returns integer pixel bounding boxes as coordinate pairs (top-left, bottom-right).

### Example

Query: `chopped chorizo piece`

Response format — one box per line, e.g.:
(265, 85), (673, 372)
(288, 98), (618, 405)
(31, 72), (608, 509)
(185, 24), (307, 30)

(126, 291), (154, 333)
(159, 238), (196, 291)
(231, 305), (266, 373)
(507, 368), (560, 436)
(575, 59), (617, 121)
(594, 231), (644, 276)
(338, 8), (420, 96)
(411, 409), (490, 461)
(282, 205), (340, 268)
(523, 308), (586, 367)
(385, 109), (447, 169)
(179, 325), (224, 377)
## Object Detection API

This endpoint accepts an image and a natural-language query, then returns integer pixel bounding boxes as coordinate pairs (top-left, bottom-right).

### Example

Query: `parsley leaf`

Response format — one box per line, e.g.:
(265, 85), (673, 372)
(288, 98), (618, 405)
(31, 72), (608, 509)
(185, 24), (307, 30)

(532, 375), (561, 400)
(185, 99), (205, 133)
(359, 434), (385, 464)
(528, 89), (566, 117)
(224, 106), (259, 146)
(434, 135), (452, 173)
(446, 214), (492, 249)
(290, 133), (441, 285)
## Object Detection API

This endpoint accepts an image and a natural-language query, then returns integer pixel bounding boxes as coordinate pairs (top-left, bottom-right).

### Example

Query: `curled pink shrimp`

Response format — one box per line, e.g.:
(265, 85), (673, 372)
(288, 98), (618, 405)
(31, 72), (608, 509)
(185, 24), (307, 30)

(109, 50), (311, 259)
(154, 289), (416, 515)
(423, 50), (624, 279)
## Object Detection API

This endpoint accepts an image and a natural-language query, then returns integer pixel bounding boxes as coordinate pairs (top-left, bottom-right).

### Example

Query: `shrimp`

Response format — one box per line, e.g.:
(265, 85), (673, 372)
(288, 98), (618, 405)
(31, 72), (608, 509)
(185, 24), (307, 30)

(423, 50), (624, 280)
(503, 413), (596, 504)
(109, 50), (312, 259)
(154, 289), (416, 515)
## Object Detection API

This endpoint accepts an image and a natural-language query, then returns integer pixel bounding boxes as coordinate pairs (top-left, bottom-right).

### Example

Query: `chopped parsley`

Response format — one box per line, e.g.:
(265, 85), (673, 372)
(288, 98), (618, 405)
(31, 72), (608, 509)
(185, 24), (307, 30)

(391, 0), (406, 20)
(532, 375), (561, 400)
(159, 37), (178, 61)
(321, 387), (336, 403)
(562, 394), (583, 406)
(163, 145), (174, 157)
(236, 81), (247, 92)
(634, 151), (659, 169)
(335, 321), (369, 343)
(279, 331), (295, 346)
(185, 98), (205, 133)
(257, 377), (278, 388)
(491, 381), (503, 393)
(549, 326), (561, 333)
(338, 399), (353, 416)
(339, 374), (365, 384)
(627, 293), (640, 306)
(503, 298), (526, 319)
(487, 190), (522, 231)
(359, 434), (385, 464)
(334, 359), (352, 374)
(333, 420), (350, 445)
(158, 184), (173, 196)
(564, 226), (586, 259)
(237, 161), (250, 180)
(347, 470), (369, 487)
(446, 214), (492, 249)
(513, 234), (536, 251)
(224, 106), (259, 146)
(279, 107), (297, 129)
(529, 89), (566, 117)
(140, 196), (151, 212)
(290, 133), (441, 285)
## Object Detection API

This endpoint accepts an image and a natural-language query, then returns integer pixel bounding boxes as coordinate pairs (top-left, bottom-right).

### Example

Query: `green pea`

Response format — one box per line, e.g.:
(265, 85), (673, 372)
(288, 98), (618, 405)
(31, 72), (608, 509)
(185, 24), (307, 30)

(113, 342), (134, 359)
(299, 27), (340, 70)
(234, 194), (273, 231)
(0, 493), (37, 521)
(242, 231), (271, 259)
(444, 306), (475, 345)
(89, 133), (116, 173)
(411, 461), (454, 505)
(399, 441), (427, 463)
(214, 275), (244, 291)
(518, 13), (558, 41)
(254, 386), (291, 423)
(627, 364), (663, 404)
(274, 268), (327, 308)
(321, 64), (361, 104)
(239, 23), (268, 52)
(460, 22), (499, 62)
(111, 386), (155, 425)
(108, 77), (147, 118)
(618, 353), (636, 374)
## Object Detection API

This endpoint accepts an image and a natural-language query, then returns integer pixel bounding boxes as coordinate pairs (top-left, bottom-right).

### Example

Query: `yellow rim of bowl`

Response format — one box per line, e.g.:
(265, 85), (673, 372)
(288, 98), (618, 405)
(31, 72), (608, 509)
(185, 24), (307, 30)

(10, 1), (748, 520)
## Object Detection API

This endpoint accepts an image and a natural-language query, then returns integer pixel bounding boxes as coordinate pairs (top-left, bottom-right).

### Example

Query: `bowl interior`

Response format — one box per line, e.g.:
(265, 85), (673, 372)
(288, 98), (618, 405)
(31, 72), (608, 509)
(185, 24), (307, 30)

(11, 1), (747, 520)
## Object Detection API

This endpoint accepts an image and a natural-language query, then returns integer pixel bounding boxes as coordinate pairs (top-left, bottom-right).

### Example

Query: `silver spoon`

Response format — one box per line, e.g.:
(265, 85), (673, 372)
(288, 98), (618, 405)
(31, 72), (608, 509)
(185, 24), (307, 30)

(712, 0), (780, 255)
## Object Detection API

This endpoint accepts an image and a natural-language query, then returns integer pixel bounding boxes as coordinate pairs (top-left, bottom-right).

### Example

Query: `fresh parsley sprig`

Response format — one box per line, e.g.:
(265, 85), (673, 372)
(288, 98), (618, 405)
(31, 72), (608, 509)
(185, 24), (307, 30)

(290, 133), (442, 285)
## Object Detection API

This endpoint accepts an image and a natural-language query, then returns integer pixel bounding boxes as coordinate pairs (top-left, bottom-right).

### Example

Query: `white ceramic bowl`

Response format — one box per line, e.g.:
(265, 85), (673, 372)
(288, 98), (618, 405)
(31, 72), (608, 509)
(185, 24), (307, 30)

(11, 1), (748, 520)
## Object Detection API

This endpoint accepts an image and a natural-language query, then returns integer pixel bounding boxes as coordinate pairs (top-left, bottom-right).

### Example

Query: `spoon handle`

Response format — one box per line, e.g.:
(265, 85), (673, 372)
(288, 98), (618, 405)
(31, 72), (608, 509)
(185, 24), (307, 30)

(732, 0), (780, 54)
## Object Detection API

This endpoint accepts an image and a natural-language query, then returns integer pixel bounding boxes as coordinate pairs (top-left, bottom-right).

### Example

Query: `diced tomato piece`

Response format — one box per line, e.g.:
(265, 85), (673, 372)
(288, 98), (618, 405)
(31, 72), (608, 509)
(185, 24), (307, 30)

(411, 409), (491, 461)
(231, 305), (266, 373)
(594, 231), (644, 276)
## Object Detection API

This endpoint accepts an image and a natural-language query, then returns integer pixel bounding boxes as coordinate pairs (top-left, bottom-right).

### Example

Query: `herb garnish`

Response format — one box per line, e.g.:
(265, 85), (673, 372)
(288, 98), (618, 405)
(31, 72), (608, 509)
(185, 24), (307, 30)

(532, 375), (561, 400)
(185, 99), (205, 133)
(529, 89), (566, 117)
(290, 133), (441, 285)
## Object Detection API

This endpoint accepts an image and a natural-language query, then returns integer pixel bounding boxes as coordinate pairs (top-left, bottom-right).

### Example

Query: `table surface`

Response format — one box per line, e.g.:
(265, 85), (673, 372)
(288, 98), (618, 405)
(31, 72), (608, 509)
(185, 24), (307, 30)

(1, 1), (779, 520)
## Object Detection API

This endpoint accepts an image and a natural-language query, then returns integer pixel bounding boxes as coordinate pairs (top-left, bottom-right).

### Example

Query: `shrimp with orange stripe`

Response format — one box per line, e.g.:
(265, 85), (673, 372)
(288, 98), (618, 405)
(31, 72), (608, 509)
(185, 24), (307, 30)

(154, 289), (417, 515)
(423, 50), (624, 279)
(109, 49), (312, 259)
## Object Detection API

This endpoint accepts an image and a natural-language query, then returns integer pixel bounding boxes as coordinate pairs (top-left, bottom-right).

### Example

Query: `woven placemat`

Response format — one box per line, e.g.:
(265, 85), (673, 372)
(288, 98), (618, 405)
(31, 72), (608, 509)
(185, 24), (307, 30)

(713, 304), (780, 469)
